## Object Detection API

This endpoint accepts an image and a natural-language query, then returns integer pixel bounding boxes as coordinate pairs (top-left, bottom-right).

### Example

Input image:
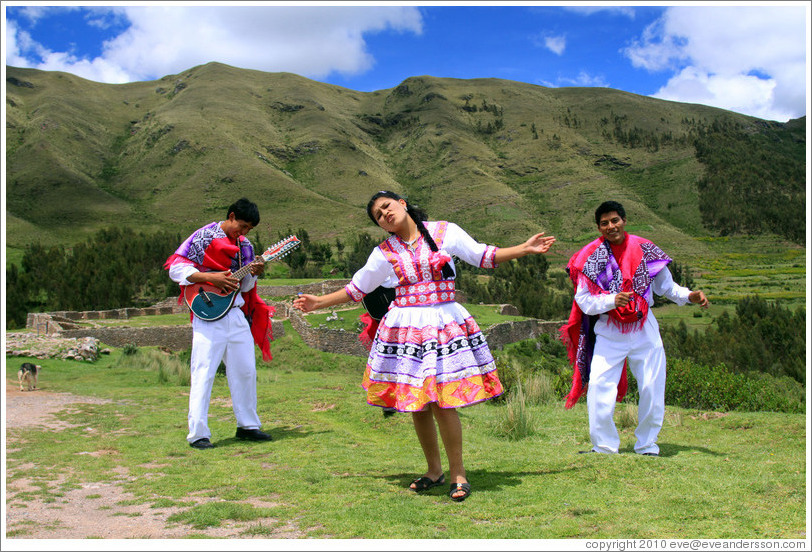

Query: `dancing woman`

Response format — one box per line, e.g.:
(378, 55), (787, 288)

(293, 191), (555, 501)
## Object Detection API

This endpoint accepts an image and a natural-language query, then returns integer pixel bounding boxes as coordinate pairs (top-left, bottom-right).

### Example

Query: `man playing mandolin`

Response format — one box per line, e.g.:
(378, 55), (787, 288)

(165, 198), (275, 449)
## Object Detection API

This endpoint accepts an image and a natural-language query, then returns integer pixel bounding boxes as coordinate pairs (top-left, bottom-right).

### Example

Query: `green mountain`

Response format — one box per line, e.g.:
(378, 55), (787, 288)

(5, 62), (805, 259)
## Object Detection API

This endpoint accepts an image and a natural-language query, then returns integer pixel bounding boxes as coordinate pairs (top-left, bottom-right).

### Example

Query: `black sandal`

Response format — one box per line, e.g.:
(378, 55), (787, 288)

(410, 474), (445, 492)
(449, 482), (471, 502)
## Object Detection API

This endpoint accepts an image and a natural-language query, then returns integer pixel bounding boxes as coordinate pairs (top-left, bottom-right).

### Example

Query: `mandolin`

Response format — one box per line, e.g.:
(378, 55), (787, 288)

(184, 235), (300, 321)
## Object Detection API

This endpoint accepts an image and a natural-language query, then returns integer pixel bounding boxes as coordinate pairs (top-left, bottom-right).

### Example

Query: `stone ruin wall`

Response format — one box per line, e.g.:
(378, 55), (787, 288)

(54, 321), (287, 351)
(25, 296), (285, 352)
(256, 280), (350, 299)
(22, 280), (561, 355)
(288, 310), (369, 357)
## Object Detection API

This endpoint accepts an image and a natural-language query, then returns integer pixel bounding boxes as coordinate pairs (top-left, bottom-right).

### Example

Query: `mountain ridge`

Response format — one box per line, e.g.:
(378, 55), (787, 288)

(5, 62), (805, 259)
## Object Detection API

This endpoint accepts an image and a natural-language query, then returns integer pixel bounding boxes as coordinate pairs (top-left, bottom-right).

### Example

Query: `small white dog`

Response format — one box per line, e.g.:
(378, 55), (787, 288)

(18, 363), (41, 391)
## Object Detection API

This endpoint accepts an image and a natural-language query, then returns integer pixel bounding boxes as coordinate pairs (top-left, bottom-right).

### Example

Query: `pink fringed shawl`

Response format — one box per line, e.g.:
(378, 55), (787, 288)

(560, 233), (671, 408)
(164, 223), (275, 361)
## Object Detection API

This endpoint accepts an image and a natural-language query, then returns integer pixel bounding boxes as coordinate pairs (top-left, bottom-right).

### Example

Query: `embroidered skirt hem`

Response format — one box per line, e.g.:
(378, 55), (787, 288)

(361, 302), (503, 411)
(363, 367), (503, 411)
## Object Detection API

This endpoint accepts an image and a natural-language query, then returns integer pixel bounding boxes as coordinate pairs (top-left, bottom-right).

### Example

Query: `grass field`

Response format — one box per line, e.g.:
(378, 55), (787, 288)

(688, 239), (806, 308)
(304, 303), (531, 333)
(4, 232), (806, 541)
(4, 320), (807, 540)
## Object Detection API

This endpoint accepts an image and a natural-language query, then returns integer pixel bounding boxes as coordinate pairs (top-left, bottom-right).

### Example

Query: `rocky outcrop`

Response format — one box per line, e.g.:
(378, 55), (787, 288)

(6, 334), (107, 361)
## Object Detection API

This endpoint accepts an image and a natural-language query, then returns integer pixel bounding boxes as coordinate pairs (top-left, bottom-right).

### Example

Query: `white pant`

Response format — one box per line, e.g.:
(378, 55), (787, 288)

(586, 317), (666, 455)
(187, 308), (261, 443)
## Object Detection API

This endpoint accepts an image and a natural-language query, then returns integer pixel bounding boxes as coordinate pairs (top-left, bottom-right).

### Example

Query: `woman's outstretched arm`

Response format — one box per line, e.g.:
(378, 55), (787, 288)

(293, 288), (352, 313)
(493, 232), (556, 264)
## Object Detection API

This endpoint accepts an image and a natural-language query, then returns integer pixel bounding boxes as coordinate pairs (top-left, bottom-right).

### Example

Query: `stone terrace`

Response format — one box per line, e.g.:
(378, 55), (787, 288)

(15, 281), (563, 357)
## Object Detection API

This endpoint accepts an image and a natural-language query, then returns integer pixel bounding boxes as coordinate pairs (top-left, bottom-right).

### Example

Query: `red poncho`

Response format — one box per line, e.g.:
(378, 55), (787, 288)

(559, 233), (671, 408)
(165, 223), (275, 361)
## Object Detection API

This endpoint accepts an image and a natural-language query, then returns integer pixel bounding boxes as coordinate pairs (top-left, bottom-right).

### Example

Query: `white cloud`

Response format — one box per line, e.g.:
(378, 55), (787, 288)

(85, 8), (128, 31)
(6, 5), (423, 84)
(544, 35), (566, 56)
(654, 67), (788, 121)
(15, 5), (78, 23)
(563, 71), (609, 88)
(623, 5), (807, 121)
(5, 20), (27, 67)
(539, 71), (609, 89)
(561, 6), (636, 19)
(622, 17), (686, 72)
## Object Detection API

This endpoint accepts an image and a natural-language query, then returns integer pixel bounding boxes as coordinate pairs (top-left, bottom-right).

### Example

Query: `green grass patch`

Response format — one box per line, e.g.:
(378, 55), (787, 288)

(90, 313), (191, 328)
(5, 323), (806, 538)
(242, 521), (285, 536)
(490, 380), (539, 440)
(653, 302), (730, 332)
(6, 245), (25, 270)
(258, 277), (328, 286)
(167, 502), (282, 529)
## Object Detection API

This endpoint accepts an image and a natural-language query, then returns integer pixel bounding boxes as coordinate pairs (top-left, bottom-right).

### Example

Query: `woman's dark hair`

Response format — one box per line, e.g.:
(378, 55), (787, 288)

(367, 191), (454, 277)
(228, 197), (260, 226)
(367, 191), (440, 252)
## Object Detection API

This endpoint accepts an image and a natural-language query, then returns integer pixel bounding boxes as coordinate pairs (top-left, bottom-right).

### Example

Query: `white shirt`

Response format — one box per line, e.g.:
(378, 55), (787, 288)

(575, 268), (691, 338)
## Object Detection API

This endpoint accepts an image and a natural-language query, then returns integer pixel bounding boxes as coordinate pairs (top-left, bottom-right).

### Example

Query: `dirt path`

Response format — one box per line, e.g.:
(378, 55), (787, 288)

(4, 382), (306, 540)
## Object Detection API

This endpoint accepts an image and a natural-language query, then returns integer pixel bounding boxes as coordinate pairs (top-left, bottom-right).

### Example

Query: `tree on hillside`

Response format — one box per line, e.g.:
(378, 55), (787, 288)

(662, 295), (805, 384)
(693, 121), (805, 244)
(5, 228), (181, 329)
(344, 233), (379, 275)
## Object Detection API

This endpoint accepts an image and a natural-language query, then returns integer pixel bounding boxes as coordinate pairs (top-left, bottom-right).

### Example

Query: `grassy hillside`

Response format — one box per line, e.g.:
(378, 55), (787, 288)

(5, 63), (805, 269)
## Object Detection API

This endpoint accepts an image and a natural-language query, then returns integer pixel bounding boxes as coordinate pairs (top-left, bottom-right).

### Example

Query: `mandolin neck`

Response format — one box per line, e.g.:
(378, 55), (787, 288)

(230, 259), (257, 282)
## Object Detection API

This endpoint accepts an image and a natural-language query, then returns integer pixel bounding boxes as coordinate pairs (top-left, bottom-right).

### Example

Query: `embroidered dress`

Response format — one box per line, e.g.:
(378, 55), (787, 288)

(346, 221), (503, 412)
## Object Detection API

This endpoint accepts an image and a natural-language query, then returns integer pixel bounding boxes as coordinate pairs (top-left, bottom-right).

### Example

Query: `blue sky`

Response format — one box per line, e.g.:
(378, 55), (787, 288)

(4, 2), (809, 122)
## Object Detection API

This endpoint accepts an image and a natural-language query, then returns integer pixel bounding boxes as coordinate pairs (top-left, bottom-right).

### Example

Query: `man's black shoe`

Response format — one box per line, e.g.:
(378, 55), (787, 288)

(578, 449), (597, 454)
(642, 452), (659, 457)
(236, 427), (273, 441)
(190, 438), (214, 449)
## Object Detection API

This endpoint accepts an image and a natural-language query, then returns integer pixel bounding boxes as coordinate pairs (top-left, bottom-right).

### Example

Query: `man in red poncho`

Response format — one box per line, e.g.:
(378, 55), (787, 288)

(165, 198), (275, 449)
(560, 201), (708, 456)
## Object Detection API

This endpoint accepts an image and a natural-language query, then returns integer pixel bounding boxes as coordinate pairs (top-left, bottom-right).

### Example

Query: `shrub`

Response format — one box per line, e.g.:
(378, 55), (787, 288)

(616, 404), (638, 430)
(158, 361), (191, 387)
(662, 296), (805, 385)
(493, 357), (520, 403)
(496, 332), (804, 414)
(664, 358), (804, 413)
(491, 381), (538, 440)
(522, 372), (557, 405)
(115, 347), (190, 386)
(494, 333), (573, 402)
